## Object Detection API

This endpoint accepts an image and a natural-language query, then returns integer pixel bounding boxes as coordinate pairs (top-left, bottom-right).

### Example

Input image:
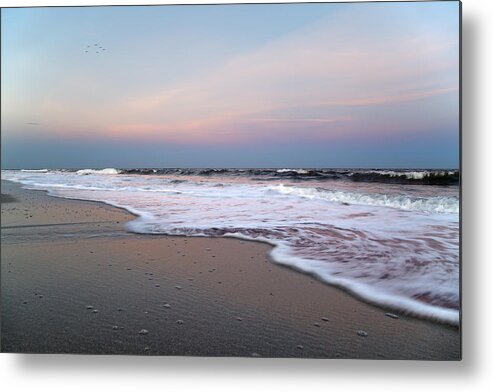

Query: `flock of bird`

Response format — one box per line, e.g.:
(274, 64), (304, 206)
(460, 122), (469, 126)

(84, 43), (107, 54)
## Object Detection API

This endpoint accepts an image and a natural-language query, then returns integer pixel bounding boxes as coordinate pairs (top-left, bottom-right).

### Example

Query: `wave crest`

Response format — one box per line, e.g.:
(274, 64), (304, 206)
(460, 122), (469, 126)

(271, 184), (459, 214)
(20, 169), (48, 173)
(76, 168), (121, 175)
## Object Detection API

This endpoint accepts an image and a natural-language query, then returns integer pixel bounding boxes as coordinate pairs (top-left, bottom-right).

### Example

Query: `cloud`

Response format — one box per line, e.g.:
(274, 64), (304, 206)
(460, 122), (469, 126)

(109, 5), (458, 144)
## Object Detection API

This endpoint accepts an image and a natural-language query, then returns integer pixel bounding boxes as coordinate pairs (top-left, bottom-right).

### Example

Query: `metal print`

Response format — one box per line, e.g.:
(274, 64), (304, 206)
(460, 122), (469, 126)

(0, 1), (461, 359)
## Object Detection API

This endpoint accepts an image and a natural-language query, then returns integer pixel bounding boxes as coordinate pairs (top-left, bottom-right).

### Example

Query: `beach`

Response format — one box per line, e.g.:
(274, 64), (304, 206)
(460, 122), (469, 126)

(0, 179), (460, 358)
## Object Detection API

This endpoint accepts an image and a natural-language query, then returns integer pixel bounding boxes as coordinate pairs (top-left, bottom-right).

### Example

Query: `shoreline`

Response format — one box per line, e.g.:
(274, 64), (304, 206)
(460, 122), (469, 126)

(3, 180), (459, 327)
(1, 179), (460, 358)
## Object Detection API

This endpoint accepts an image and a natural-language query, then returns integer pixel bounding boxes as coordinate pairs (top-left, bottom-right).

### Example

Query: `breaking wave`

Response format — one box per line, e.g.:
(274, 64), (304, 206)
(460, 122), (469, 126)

(270, 184), (459, 214)
(20, 169), (48, 173)
(76, 168), (121, 175)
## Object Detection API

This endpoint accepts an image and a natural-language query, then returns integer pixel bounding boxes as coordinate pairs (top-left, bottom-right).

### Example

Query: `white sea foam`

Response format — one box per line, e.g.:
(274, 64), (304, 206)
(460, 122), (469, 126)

(76, 168), (120, 175)
(20, 169), (49, 173)
(1, 169), (459, 325)
(361, 170), (456, 180)
(270, 184), (459, 214)
(276, 168), (309, 174)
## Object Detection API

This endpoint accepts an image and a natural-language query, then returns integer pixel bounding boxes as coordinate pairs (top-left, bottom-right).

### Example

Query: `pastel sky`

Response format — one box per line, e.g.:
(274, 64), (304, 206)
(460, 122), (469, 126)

(1, 1), (460, 169)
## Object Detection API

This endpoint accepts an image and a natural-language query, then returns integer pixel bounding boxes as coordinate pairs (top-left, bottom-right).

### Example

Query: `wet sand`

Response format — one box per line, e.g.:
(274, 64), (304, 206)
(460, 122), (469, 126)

(0, 180), (460, 358)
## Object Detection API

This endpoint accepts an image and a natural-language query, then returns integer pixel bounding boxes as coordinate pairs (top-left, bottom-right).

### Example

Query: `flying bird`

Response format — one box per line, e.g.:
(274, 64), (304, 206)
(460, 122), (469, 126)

(84, 43), (107, 54)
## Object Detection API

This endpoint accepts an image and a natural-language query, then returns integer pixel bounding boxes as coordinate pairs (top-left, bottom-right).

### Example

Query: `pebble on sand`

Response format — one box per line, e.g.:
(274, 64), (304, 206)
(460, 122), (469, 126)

(154, 284), (160, 287)
(236, 317), (243, 321)
(385, 312), (400, 319)
(357, 330), (368, 337)
(86, 305), (94, 310)
(313, 322), (320, 327)
(175, 285), (182, 290)
(23, 300), (28, 304)
(163, 303), (171, 308)
(92, 309), (99, 313)
(176, 320), (184, 324)
(297, 344), (304, 350)
(139, 329), (149, 335)
(321, 317), (329, 322)
(112, 325), (119, 330)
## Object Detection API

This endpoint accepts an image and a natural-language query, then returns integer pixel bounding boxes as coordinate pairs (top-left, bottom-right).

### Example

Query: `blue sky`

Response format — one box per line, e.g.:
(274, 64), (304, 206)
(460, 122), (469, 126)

(1, 2), (460, 168)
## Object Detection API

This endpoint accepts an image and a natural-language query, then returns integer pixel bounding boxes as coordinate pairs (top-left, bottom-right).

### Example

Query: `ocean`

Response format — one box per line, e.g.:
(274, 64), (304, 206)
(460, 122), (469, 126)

(1, 168), (460, 325)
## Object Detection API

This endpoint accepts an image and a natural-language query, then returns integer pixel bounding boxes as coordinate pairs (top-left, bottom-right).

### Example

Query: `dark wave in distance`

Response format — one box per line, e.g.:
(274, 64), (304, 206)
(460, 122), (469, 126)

(117, 168), (460, 186)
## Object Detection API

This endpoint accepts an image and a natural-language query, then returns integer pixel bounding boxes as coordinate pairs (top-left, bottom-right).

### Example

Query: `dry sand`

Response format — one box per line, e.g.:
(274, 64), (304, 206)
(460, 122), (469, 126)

(0, 180), (460, 359)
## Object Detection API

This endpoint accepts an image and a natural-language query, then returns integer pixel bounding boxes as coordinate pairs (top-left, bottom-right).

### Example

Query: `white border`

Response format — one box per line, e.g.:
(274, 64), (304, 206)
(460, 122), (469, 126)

(1, 0), (493, 391)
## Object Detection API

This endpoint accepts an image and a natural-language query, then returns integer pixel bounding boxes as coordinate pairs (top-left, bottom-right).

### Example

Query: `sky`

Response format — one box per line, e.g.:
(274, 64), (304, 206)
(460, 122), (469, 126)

(1, 1), (460, 169)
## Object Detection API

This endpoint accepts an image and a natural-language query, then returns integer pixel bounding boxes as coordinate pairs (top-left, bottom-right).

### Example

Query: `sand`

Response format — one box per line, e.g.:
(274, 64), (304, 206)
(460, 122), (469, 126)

(0, 180), (460, 359)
